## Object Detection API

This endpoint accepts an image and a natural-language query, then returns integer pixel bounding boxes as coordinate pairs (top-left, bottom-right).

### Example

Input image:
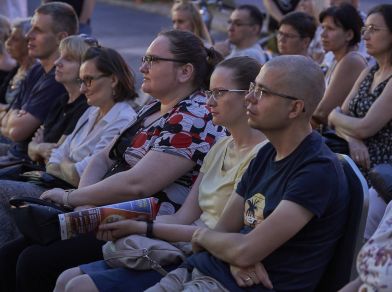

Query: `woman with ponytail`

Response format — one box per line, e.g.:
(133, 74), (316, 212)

(0, 30), (225, 292)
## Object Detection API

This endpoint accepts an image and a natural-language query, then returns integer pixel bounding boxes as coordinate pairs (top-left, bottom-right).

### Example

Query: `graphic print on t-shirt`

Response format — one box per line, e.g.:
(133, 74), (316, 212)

(244, 193), (266, 228)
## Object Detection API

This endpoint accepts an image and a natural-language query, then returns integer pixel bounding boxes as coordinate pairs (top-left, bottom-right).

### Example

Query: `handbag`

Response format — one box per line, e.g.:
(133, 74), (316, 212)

(9, 196), (72, 245)
(0, 162), (44, 180)
(369, 163), (392, 204)
(102, 234), (187, 275)
(19, 170), (75, 189)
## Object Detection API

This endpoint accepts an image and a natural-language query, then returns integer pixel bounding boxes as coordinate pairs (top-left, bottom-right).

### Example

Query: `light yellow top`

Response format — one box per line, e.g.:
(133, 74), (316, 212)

(198, 136), (267, 229)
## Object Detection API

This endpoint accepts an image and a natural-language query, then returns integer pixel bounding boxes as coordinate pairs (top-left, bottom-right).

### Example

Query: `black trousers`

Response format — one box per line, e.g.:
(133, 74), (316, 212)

(0, 234), (105, 292)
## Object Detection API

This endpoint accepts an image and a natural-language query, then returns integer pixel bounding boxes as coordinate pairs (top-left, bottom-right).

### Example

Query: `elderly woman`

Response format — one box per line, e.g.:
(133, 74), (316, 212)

(312, 3), (367, 127)
(55, 56), (267, 292)
(0, 18), (35, 112)
(0, 30), (225, 292)
(329, 4), (392, 241)
(171, 0), (213, 46)
(0, 39), (137, 247)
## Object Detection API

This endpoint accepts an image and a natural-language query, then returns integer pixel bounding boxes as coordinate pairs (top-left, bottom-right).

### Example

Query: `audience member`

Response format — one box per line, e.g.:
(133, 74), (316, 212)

(214, 5), (270, 64)
(0, 16), (16, 86)
(147, 55), (349, 292)
(171, 0), (213, 46)
(0, 18), (35, 113)
(312, 3), (367, 127)
(55, 56), (267, 292)
(339, 201), (392, 292)
(277, 11), (317, 56)
(0, 40), (138, 247)
(43, 0), (96, 35)
(0, 2), (78, 163)
(296, 0), (328, 63)
(328, 4), (392, 240)
(0, 29), (225, 292)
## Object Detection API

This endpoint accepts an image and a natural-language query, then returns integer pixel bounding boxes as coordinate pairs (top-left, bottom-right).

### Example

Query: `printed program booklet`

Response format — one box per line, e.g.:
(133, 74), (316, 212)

(59, 197), (159, 240)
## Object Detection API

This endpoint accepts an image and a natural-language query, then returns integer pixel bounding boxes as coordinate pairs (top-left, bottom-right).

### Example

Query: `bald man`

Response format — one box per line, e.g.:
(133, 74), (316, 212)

(147, 56), (350, 291)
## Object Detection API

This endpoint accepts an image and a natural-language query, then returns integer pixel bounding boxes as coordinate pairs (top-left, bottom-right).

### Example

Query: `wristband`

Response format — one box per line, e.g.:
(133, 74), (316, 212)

(63, 189), (75, 208)
(146, 221), (154, 238)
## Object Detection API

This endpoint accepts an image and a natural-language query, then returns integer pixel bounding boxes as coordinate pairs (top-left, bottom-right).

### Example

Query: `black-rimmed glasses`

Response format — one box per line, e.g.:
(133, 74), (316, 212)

(204, 89), (248, 101)
(79, 34), (100, 47)
(248, 82), (305, 111)
(77, 74), (109, 87)
(141, 55), (187, 68)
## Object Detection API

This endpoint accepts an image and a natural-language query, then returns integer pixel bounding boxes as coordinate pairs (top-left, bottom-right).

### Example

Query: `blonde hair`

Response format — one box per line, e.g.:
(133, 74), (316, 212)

(171, 0), (213, 45)
(59, 35), (94, 63)
(0, 15), (11, 54)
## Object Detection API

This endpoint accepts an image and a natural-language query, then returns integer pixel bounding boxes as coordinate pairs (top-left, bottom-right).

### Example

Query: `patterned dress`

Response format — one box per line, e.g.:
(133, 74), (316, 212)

(348, 65), (392, 180)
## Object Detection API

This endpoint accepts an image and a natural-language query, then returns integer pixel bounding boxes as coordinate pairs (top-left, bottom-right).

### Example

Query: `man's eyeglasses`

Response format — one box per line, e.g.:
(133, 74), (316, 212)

(277, 31), (301, 40)
(361, 25), (390, 35)
(77, 74), (109, 87)
(204, 88), (248, 101)
(141, 55), (187, 68)
(248, 82), (305, 111)
(227, 19), (255, 27)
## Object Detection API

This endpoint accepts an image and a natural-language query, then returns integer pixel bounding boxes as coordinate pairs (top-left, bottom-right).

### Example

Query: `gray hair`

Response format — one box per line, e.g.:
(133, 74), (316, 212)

(12, 17), (32, 36)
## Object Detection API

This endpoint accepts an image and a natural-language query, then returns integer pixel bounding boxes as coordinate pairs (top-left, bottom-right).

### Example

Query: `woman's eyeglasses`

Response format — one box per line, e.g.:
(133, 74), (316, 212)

(141, 55), (187, 68)
(204, 89), (248, 101)
(77, 74), (109, 87)
(361, 25), (389, 35)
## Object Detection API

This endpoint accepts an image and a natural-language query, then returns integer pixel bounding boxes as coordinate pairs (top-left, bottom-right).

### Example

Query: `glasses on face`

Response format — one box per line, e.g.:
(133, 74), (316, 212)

(141, 55), (187, 68)
(277, 31), (301, 40)
(204, 88), (248, 101)
(248, 82), (305, 111)
(361, 25), (390, 36)
(77, 74), (109, 87)
(227, 19), (255, 27)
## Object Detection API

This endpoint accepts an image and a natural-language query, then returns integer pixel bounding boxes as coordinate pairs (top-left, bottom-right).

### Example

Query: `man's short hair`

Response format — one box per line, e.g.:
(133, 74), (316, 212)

(279, 12), (317, 40)
(35, 2), (78, 35)
(264, 55), (325, 116)
(237, 4), (264, 28)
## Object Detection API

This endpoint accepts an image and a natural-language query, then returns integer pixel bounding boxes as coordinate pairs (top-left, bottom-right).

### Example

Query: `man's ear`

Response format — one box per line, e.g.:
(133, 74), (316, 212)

(288, 100), (305, 118)
(57, 31), (69, 44)
(177, 63), (194, 83)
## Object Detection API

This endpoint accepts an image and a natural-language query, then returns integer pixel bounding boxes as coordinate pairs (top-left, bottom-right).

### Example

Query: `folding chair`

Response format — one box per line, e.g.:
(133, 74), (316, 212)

(316, 154), (369, 292)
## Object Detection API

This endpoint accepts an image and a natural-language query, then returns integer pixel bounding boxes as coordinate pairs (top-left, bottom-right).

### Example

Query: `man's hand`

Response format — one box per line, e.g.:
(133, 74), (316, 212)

(230, 262), (273, 289)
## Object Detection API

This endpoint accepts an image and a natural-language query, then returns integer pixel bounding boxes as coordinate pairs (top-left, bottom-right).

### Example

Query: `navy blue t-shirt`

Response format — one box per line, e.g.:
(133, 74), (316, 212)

(8, 63), (66, 158)
(187, 132), (349, 292)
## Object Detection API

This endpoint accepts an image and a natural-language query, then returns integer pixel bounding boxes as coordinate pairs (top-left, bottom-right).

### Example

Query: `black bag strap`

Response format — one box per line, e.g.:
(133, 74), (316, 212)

(9, 196), (72, 212)
(109, 102), (161, 161)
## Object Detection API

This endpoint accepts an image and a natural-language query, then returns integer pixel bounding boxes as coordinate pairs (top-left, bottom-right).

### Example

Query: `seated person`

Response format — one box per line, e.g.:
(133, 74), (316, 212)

(0, 44), (137, 247)
(171, 0), (213, 47)
(214, 5), (271, 64)
(0, 2), (78, 162)
(55, 56), (268, 292)
(0, 30), (225, 292)
(0, 18), (35, 115)
(312, 3), (367, 127)
(339, 200), (392, 292)
(328, 4), (392, 240)
(0, 15), (16, 86)
(277, 11), (317, 57)
(147, 55), (350, 292)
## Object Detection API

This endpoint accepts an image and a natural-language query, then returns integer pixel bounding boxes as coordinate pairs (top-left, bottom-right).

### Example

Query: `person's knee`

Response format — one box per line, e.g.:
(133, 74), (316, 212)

(65, 274), (98, 292)
(55, 267), (83, 292)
